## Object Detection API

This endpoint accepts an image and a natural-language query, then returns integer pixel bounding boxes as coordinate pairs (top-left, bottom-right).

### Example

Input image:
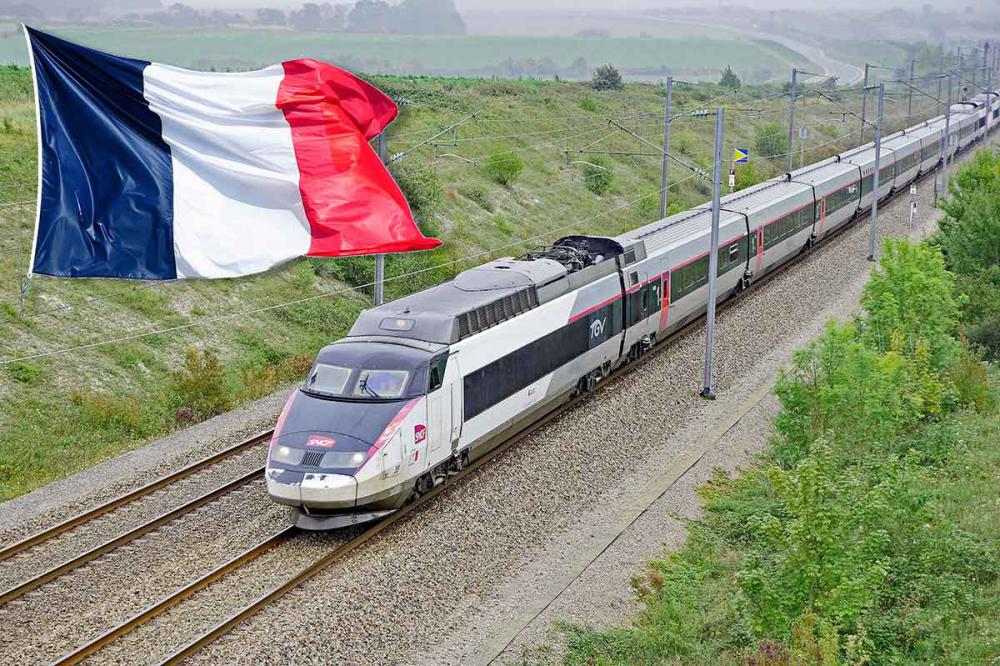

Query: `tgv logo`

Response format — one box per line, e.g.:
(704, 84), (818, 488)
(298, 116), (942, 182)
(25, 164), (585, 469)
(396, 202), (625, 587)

(590, 317), (607, 339)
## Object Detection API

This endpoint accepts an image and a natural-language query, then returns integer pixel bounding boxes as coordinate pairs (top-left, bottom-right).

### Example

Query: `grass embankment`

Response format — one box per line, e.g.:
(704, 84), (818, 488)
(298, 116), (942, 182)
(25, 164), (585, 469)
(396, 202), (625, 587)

(0, 64), (943, 501)
(562, 151), (1000, 664)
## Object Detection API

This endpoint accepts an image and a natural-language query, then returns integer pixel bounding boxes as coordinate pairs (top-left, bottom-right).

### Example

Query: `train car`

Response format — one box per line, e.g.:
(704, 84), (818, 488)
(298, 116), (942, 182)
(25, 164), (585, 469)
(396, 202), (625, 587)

(952, 103), (979, 149)
(616, 205), (748, 336)
(788, 158), (860, 240)
(840, 142), (895, 208)
(906, 120), (944, 174)
(881, 130), (922, 190)
(718, 179), (816, 278)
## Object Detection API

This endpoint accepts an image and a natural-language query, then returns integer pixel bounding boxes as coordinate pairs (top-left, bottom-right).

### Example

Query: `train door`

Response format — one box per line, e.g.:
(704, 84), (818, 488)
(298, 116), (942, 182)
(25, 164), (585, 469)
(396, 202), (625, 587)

(754, 227), (764, 274)
(380, 430), (403, 481)
(426, 354), (450, 464)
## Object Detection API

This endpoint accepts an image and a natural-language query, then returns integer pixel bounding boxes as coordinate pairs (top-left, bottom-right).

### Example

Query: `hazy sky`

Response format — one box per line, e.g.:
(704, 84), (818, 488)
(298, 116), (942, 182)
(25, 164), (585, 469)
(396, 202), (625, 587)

(177, 1), (989, 10)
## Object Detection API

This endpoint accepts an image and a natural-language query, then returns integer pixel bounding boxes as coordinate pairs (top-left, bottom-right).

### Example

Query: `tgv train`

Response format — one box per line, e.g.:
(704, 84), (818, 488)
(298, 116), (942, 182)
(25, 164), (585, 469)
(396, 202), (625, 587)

(267, 89), (1000, 530)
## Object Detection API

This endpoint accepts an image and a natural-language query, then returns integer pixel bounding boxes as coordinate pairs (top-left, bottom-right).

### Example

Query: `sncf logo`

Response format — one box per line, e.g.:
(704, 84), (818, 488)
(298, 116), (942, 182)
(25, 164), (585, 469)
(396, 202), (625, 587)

(306, 435), (337, 448)
(414, 424), (427, 444)
(590, 317), (607, 339)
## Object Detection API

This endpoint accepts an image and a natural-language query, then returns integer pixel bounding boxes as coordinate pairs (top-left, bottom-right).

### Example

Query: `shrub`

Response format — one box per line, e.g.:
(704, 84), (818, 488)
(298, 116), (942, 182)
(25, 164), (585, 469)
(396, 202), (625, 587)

(237, 363), (280, 402)
(591, 64), (623, 91)
(483, 149), (523, 186)
(579, 96), (598, 112)
(6, 361), (41, 385)
(581, 156), (613, 195)
(169, 347), (233, 421)
(755, 122), (788, 160)
(389, 162), (443, 216)
(458, 183), (493, 211)
(70, 390), (152, 437)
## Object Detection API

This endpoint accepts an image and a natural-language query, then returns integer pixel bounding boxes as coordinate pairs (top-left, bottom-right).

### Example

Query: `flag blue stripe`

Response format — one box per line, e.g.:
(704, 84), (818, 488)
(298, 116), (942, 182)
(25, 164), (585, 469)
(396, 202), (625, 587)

(27, 27), (176, 279)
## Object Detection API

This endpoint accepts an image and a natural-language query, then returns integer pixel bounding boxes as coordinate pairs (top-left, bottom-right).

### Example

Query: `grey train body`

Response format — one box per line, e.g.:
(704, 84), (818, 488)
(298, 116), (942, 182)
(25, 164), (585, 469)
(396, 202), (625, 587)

(267, 90), (1000, 530)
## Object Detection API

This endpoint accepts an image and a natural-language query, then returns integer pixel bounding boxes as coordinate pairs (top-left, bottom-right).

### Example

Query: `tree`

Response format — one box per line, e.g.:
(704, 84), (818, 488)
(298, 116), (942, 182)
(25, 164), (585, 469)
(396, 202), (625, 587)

(255, 8), (286, 25)
(718, 65), (741, 89)
(396, 0), (465, 34)
(755, 122), (787, 160)
(591, 64), (623, 91)
(347, 0), (394, 32)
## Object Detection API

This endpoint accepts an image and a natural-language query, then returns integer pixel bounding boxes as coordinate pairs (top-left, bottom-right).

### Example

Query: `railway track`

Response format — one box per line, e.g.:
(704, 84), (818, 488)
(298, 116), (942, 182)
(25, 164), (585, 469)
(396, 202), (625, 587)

(10, 143), (980, 664)
(0, 431), (272, 605)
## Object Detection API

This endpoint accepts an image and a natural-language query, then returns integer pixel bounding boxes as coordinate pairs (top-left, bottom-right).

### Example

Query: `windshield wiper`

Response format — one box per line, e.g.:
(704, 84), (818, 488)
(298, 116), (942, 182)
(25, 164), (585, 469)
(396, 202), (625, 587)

(360, 377), (382, 399)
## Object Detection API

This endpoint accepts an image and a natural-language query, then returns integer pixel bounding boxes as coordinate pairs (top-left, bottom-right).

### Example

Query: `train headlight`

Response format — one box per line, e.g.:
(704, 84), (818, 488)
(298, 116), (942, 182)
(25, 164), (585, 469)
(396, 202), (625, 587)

(270, 445), (305, 465)
(320, 451), (367, 469)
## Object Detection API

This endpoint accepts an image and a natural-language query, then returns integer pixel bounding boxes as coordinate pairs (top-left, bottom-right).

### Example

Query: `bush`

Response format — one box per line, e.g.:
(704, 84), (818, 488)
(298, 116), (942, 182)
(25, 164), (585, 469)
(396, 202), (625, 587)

(483, 149), (523, 186)
(579, 96), (598, 112)
(389, 162), (443, 216)
(169, 347), (233, 421)
(581, 156), (614, 195)
(70, 390), (153, 437)
(755, 122), (788, 160)
(591, 64), (623, 91)
(6, 361), (41, 385)
(458, 183), (493, 211)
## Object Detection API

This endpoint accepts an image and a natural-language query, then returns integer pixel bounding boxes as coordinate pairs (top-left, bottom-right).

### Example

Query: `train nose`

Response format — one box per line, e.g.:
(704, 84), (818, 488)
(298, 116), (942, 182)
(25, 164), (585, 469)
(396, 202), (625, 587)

(266, 469), (359, 509)
(301, 472), (358, 508)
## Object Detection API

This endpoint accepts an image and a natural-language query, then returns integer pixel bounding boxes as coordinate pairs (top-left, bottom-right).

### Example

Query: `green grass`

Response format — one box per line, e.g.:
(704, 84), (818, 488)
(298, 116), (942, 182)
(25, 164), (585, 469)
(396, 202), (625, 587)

(0, 63), (947, 501)
(559, 180), (1000, 663)
(0, 25), (808, 82)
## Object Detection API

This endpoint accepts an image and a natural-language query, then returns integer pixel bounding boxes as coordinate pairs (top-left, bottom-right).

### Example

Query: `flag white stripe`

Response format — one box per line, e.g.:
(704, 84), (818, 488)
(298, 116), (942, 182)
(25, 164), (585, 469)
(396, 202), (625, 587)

(142, 63), (311, 279)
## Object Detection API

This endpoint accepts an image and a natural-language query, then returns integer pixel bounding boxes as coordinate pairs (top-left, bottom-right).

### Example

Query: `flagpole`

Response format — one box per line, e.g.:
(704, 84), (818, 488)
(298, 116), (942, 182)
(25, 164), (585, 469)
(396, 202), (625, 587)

(374, 131), (389, 306)
(21, 24), (44, 309)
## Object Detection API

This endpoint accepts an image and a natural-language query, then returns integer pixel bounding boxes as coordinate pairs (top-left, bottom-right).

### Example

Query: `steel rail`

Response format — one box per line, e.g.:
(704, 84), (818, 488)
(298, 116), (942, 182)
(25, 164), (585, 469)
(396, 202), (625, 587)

(0, 430), (273, 563)
(0, 465), (265, 606)
(52, 526), (296, 666)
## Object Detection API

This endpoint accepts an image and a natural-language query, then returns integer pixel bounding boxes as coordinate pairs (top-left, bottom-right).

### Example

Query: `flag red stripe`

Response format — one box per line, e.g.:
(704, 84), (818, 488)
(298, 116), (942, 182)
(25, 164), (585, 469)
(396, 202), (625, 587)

(276, 59), (441, 257)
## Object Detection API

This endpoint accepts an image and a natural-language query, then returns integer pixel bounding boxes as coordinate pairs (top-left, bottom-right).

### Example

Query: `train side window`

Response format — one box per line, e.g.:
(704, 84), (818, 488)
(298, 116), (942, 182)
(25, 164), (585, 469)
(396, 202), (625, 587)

(728, 243), (739, 263)
(428, 355), (447, 392)
(629, 271), (639, 287)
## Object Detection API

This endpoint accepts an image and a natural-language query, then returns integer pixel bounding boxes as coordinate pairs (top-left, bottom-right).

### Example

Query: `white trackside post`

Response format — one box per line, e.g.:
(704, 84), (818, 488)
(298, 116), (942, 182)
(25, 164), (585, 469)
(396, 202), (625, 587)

(868, 83), (884, 262)
(701, 107), (724, 400)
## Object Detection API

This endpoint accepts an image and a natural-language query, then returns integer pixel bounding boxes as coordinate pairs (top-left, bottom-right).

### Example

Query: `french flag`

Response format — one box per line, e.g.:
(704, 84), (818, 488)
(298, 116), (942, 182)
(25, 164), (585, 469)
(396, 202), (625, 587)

(24, 27), (441, 280)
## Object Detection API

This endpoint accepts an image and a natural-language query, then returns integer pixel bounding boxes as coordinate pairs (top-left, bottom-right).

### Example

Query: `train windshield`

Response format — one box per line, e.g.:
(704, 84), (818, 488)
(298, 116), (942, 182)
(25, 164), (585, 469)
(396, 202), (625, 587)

(302, 342), (431, 402)
(306, 365), (410, 399)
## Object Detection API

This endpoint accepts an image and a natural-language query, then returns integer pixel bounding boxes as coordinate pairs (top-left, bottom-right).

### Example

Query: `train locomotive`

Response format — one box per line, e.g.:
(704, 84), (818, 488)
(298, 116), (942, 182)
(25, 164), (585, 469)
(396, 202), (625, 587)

(267, 89), (1000, 530)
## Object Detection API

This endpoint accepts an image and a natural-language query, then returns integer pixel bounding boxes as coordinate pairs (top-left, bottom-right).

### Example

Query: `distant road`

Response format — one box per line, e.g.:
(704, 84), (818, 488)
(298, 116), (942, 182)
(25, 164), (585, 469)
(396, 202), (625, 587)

(760, 33), (866, 85)
(621, 15), (866, 85)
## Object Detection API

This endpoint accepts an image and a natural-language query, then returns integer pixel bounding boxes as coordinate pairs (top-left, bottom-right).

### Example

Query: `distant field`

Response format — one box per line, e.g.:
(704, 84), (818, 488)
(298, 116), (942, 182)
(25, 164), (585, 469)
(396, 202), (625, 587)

(0, 25), (808, 81)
